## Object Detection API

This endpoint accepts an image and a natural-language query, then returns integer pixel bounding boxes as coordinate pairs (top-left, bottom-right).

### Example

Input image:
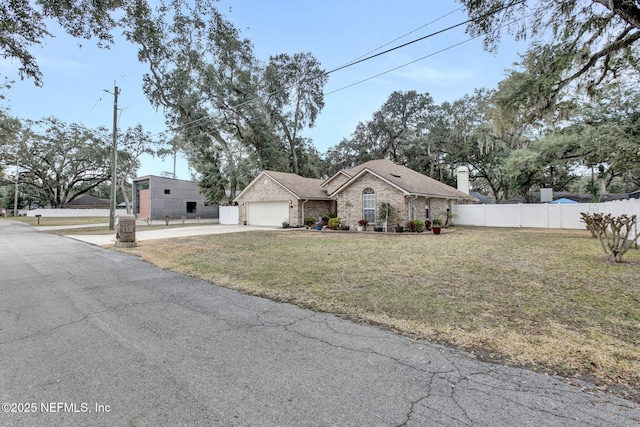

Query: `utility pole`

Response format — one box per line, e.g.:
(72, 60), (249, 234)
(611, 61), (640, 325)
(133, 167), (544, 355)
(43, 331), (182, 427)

(13, 153), (18, 216)
(105, 82), (120, 231)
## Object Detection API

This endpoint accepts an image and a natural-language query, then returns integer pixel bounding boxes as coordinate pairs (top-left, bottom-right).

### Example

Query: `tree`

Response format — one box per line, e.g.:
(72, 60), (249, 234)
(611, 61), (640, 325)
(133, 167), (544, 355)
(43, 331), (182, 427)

(117, 124), (160, 213)
(459, 0), (640, 109)
(1, 118), (112, 207)
(439, 90), (514, 200)
(123, 0), (279, 200)
(581, 212), (640, 262)
(1, 0), (131, 86)
(156, 136), (181, 179)
(325, 91), (434, 174)
(265, 52), (328, 174)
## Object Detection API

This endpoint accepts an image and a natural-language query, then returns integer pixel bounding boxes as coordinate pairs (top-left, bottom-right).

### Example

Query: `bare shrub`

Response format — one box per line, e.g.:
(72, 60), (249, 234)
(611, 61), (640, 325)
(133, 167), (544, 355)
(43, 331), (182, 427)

(581, 212), (639, 262)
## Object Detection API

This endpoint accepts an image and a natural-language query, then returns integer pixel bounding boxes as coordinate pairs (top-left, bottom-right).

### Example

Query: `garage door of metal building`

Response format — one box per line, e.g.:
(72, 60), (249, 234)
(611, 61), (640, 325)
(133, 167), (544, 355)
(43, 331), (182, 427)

(246, 201), (289, 226)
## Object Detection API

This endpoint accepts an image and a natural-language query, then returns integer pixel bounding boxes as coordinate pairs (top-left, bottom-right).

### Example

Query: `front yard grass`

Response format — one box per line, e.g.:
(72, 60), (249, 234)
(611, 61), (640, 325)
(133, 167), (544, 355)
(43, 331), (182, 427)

(119, 227), (640, 400)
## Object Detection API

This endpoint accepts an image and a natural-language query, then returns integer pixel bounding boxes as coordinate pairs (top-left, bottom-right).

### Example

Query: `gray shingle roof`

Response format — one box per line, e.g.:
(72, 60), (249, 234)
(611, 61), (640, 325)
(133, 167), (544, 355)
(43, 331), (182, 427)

(336, 159), (474, 200)
(263, 171), (331, 200)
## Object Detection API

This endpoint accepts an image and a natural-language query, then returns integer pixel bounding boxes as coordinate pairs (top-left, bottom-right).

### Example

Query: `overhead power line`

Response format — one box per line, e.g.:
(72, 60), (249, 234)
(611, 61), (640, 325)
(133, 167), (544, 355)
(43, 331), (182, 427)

(338, 6), (464, 68)
(326, 0), (525, 75)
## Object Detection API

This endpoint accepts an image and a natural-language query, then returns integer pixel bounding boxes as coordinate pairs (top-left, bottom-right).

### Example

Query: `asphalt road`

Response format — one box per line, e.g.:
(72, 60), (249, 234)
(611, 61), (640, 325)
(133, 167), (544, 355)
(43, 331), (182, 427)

(1, 220), (639, 426)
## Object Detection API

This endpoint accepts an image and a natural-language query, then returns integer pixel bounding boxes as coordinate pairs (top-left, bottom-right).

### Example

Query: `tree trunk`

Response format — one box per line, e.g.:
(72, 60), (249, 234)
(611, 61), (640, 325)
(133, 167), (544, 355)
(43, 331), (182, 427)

(119, 178), (131, 214)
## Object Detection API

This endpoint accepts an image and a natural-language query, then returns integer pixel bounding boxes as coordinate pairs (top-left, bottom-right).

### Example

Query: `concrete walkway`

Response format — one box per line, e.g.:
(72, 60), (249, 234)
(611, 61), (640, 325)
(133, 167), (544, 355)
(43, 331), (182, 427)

(62, 224), (279, 246)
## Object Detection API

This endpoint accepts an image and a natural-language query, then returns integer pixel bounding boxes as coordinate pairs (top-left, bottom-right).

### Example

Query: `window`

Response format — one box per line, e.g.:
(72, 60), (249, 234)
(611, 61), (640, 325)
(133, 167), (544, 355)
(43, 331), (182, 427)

(164, 189), (171, 195)
(425, 198), (430, 219)
(363, 188), (375, 223)
(186, 202), (197, 214)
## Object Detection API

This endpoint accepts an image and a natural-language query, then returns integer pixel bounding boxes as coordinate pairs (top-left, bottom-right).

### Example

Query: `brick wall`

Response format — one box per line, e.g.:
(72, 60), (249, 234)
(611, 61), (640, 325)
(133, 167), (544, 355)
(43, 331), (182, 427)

(325, 173), (350, 195)
(337, 174), (407, 228)
(294, 200), (335, 227)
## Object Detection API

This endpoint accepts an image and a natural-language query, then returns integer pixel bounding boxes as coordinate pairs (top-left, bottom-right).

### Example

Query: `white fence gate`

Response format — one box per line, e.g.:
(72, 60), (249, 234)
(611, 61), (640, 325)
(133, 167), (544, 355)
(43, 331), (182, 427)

(219, 206), (239, 225)
(453, 199), (640, 237)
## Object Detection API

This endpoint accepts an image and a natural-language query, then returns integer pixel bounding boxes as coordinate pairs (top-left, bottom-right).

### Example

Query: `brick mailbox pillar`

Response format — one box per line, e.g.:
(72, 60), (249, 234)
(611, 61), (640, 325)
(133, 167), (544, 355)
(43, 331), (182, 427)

(116, 214), (137, 248)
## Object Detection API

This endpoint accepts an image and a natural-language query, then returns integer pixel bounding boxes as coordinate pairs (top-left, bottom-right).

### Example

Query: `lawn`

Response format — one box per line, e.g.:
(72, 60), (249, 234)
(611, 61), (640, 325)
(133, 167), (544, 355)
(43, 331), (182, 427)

(118, 227), (640, 400)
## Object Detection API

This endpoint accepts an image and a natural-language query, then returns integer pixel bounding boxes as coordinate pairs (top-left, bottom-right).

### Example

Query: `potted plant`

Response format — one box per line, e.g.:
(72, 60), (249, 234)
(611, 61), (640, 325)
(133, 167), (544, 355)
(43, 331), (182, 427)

(282, 219), (290, 229)
(304, 217), (316, 228)
(328, 217), (341, 230)
(406, 220), (417, 232)
(357, 219), (368, 231)
(431, 218), (443, 234)
(413, 219), (425, 232)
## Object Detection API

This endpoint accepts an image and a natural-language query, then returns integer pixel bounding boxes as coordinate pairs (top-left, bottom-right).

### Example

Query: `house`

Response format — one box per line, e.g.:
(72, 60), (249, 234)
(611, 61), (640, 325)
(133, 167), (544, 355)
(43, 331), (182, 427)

(234, 159), (475, 228)
(64, 193), (110, 208)
(132, 175), (219, 220)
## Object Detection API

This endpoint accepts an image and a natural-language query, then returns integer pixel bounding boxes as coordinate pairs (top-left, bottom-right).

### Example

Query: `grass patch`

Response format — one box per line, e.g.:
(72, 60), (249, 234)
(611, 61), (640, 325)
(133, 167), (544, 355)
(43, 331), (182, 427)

(118, 227), (640, 400)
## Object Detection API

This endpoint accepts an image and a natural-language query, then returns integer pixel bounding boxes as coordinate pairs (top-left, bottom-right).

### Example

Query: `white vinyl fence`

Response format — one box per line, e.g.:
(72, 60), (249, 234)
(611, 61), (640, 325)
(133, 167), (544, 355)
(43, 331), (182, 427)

(453, 199), (640, 237)
(27, 208), (128, 217)
(219, 206), (239, 225)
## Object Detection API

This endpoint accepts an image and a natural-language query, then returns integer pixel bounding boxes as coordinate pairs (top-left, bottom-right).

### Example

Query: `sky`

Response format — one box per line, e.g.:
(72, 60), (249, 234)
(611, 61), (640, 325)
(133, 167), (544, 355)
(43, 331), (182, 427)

(2, 0), (526, 180)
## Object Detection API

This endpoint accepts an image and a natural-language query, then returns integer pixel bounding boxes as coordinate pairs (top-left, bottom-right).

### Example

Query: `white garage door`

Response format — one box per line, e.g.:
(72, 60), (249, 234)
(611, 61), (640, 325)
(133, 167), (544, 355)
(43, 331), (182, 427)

(246, 201), (289, 226)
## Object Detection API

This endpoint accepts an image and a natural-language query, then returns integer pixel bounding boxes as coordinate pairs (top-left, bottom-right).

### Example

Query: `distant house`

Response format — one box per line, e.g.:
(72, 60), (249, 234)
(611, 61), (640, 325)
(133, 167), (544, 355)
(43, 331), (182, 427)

(131, 175), (219, 220)
(64, 194), (110, 209)
(470, 191), (494, 204)
(234, 159), (475, 228)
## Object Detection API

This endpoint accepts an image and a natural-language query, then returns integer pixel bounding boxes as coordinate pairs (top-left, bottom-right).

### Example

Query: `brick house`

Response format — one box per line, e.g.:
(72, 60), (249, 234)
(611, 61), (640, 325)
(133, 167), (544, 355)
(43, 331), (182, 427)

(234, 159), (475, 228)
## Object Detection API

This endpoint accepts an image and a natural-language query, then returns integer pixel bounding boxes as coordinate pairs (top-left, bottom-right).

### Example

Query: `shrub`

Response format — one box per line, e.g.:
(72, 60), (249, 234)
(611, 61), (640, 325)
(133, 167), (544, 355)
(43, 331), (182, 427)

(580, 212), (639, 262)
(304, 217), (316, 227)
(328, 217), (341, 230)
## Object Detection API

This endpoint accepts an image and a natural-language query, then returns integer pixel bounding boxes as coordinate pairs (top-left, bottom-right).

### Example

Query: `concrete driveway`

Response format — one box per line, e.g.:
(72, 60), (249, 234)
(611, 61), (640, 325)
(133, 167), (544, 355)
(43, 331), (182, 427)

(1, 220), (639, 426)
(51, 223), (280, 246)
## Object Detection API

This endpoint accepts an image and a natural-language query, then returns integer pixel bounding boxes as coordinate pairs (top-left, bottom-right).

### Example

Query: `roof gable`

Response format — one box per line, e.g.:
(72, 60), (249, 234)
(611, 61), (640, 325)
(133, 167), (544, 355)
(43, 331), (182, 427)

(321, 170), (352, 187)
